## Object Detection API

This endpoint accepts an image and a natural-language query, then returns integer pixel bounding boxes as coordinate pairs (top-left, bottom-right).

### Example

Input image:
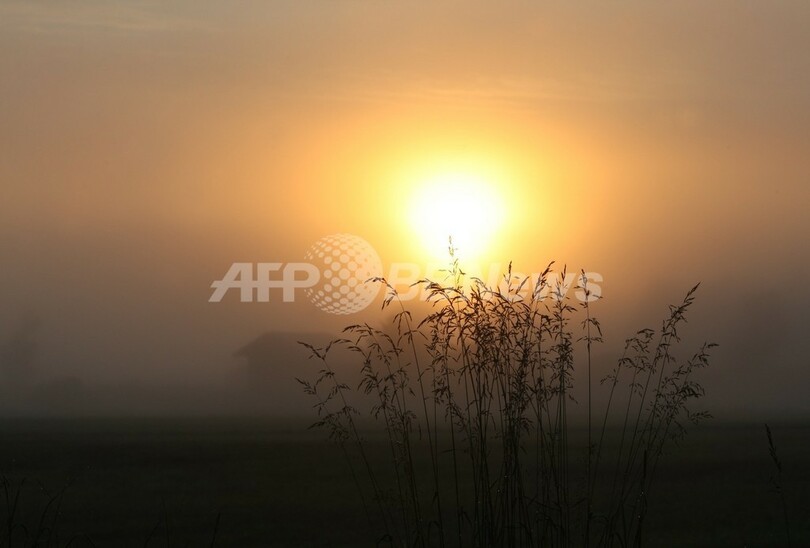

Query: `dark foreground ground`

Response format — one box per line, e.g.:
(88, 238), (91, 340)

(0, 418), (807, 547)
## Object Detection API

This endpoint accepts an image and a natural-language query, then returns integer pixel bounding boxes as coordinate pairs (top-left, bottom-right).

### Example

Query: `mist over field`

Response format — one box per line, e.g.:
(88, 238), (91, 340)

(2, 2), (808, 423)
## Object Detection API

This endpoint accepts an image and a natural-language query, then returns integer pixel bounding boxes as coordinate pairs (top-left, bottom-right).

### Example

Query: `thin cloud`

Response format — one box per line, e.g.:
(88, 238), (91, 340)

(0, 1), (215, 35)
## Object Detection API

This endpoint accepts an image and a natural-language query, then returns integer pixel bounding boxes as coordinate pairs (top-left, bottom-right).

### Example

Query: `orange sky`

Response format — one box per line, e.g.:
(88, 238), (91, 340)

(1, 1), (809, 416)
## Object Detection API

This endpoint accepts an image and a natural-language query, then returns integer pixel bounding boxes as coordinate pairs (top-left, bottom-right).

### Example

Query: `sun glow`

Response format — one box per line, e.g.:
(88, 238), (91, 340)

(408, 171), (505, 263)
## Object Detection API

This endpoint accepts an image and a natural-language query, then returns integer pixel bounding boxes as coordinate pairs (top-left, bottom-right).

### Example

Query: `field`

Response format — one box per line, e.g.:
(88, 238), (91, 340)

(0, 418), (807, 546)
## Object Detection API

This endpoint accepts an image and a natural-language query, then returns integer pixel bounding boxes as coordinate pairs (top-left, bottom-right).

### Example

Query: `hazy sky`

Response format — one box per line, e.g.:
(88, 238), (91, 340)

(1, 1), (808, 417)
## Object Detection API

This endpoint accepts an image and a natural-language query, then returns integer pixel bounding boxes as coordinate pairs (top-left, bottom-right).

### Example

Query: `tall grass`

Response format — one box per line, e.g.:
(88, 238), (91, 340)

(0, 475), (94, 547)
(299, 252), (715, 547)
(765, 424), (791, 547)
(0, 474), (221, 547)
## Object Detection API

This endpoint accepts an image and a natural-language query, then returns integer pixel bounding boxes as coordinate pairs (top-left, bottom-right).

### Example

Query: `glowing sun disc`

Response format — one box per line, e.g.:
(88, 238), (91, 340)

(408, 172), (505, 262)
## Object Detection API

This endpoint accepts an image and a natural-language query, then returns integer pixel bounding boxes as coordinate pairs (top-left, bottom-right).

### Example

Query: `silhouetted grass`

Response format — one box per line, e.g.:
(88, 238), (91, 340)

(766, 424), (791, 547)
(0, 474), (95, 547)
(300, 251), (716, 547)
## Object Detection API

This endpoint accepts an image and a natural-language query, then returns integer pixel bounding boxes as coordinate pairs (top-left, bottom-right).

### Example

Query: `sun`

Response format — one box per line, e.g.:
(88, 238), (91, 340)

(408, 171), (505, 264)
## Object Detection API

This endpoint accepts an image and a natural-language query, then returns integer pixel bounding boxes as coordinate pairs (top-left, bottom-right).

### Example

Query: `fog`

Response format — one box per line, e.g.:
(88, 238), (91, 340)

(1, 1), (808, 420)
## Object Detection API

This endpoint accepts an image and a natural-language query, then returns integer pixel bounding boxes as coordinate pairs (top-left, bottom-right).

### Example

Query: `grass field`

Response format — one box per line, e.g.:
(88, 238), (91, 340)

(0, 418), (806, 546)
